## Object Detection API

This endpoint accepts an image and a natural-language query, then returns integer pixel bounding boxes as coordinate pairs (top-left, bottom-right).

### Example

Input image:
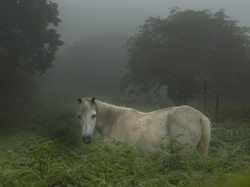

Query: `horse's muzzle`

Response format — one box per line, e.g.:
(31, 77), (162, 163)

(82, 135), (91, 144)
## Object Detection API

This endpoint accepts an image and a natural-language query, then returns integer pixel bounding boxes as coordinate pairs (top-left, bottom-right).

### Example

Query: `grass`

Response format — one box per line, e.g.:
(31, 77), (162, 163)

(0, 92), (250, 186)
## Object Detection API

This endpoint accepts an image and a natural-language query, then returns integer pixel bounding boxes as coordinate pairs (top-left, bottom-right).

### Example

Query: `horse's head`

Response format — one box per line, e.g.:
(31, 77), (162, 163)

(77, 97), (96, 144)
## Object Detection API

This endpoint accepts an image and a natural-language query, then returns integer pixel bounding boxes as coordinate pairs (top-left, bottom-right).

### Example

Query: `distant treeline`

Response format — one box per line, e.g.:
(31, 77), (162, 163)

(41, 33), (130, 93)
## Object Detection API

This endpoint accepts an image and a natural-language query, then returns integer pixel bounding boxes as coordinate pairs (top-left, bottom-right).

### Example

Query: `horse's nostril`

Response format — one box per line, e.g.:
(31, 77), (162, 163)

(82, 135), (91, 144)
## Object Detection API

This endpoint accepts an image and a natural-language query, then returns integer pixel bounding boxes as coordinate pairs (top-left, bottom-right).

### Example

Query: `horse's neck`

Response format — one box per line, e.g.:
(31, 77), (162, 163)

(95, 101), (123, 137)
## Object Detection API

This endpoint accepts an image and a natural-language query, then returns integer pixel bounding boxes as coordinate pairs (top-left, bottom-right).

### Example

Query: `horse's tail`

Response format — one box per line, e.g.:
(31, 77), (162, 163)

(198, 116), (211, 156)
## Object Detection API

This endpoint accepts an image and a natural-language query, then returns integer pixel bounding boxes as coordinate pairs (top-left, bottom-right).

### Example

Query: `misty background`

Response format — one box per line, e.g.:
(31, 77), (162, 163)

(1, 1), (250, 185)
(52, 0), (250, 43)
(39, 0), (250, 105)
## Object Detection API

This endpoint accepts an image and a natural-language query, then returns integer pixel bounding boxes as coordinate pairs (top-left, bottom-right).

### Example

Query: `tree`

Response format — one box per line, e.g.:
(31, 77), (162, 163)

(0, 0), (63, 104)
(120, 8), (250, 106)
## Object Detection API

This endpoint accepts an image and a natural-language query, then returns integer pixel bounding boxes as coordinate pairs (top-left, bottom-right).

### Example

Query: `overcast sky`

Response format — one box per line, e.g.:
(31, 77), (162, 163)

(52, 0), (250, 43)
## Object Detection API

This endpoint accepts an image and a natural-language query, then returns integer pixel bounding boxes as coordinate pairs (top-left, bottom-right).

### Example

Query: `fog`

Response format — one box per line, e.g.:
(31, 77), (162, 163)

(40, 0), (250, 104)
(52, 0), (250, 44)
(2, 2), (250, 185)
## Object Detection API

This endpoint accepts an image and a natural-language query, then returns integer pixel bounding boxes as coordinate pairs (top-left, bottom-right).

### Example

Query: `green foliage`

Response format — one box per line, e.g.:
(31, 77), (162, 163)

(217, 106), (250, 123)
(0, 95), (250, 186)
(121, 8), (250, 105)
(0, 0), (63, 106)
(220, 169), (250, 187)
(1, 120), (250, 186)
(0, 0), (63, 75)
(0, 69), (39, 106)
(210, 106), (250, 154)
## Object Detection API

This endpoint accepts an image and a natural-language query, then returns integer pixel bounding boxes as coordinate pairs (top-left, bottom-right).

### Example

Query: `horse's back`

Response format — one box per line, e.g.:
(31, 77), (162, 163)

(108, 104), (211, 154)
(131, 106), (207, 150)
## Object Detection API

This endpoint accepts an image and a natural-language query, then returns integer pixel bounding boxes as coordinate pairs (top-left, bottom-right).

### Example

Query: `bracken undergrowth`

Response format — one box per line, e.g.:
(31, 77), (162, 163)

(0, 103), (250, 186)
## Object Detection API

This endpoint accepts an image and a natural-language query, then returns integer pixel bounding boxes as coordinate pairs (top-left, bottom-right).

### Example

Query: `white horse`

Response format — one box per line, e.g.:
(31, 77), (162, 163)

(77, 97), (211, 155)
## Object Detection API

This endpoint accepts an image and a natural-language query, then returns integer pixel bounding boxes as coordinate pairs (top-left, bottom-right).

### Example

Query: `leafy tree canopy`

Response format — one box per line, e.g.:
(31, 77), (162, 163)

(0, 0), (63, 105)
(121, 8), (250, 105)
(0, 0), (63, 75)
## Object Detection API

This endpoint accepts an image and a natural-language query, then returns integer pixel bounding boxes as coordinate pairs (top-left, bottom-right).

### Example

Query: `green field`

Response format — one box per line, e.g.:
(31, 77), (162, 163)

(1, 92), (250, 187)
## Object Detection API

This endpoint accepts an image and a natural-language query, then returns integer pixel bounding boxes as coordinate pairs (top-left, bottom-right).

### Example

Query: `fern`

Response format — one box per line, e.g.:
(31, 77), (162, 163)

(1, 104), (250, 186)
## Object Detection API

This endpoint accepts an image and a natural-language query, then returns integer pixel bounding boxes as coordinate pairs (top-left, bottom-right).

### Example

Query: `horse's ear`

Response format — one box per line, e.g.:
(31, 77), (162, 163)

(91, 97), (96, 103)
(78, 98), (82, 104)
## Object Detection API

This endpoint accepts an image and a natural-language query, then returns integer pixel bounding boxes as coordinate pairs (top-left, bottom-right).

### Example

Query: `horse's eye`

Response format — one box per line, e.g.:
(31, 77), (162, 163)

(78, 115), (81, 119)
(92, 114), (96, 118)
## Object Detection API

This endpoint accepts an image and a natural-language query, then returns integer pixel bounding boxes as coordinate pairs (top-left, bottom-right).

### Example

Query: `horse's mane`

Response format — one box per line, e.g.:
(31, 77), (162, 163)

(95, 100), (134, 115)
(94, 100), (138, 134)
